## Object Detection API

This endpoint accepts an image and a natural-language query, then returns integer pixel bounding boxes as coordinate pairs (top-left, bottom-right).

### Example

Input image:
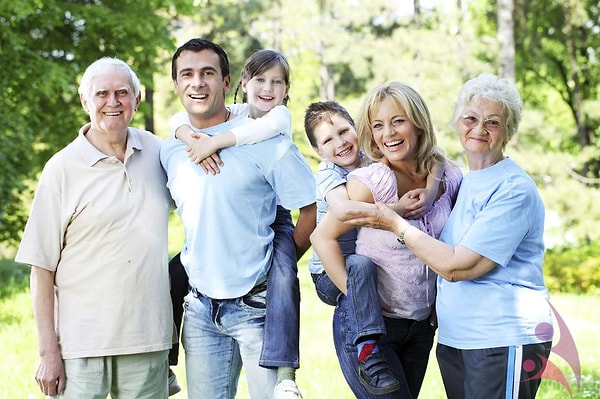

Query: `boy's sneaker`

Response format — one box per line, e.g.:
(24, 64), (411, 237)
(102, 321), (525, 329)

(168, 368), (182, 396)
(358, 352), (401, 394)
(273, 379), (303, 399)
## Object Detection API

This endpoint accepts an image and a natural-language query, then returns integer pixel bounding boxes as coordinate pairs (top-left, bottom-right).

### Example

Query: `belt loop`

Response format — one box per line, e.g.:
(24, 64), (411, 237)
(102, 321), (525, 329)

(190, 286), (201, 298)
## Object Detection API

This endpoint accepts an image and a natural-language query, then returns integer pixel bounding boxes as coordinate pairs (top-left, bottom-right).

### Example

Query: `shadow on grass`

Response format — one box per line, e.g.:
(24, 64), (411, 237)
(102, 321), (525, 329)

(0, 259), (29, 299)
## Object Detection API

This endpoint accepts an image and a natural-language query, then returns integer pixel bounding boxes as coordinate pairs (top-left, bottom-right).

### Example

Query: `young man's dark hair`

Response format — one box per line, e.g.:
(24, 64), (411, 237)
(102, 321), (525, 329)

(171, 38), (230, 81)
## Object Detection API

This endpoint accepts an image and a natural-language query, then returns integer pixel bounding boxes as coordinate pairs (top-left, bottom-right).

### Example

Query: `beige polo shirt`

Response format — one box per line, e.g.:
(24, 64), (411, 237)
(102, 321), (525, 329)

(16, 124), (173, 359)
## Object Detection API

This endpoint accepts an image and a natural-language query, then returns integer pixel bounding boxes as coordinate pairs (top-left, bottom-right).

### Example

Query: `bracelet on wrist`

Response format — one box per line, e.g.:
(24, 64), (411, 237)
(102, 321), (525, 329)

(396, 224), (411, 245)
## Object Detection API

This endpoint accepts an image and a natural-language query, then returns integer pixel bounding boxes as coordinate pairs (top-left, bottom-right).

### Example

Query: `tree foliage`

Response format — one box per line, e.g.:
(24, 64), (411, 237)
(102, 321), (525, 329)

(544, 244), (600, 294)
(513, 0), (600, 150)
(0, 0), (191, 244)
(2, 0), (598, 286)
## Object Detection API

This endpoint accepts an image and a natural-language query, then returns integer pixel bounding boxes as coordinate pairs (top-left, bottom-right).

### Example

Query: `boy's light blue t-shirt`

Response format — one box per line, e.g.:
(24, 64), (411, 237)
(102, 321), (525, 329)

(160, 115), (315, 299)
(437, 157), (552, 349)
(308, 159), (359, 274)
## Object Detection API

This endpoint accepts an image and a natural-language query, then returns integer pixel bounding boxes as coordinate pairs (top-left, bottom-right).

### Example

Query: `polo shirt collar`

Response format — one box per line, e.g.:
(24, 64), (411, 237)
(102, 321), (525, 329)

(76, 123), (143, 166)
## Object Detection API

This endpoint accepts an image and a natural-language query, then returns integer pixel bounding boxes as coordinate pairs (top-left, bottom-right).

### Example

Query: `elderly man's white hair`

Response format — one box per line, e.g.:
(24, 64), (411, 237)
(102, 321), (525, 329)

(78, 57), (141, 100)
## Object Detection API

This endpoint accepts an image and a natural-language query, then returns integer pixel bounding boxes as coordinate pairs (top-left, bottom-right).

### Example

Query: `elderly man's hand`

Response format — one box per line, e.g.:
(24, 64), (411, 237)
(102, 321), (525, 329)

(35, 351), (65, 396)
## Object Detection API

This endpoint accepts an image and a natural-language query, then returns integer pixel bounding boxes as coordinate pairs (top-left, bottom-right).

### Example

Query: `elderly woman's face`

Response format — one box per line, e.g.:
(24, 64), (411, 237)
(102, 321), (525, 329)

(457, 98), (506, 169)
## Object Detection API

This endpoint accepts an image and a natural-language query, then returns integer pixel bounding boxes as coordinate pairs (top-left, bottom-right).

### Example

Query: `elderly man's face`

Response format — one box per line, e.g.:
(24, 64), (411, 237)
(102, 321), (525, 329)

(81, 66), (139, 134)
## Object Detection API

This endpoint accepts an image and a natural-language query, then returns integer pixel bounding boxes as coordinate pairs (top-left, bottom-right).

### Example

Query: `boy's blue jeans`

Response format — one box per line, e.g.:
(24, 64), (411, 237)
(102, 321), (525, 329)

(313, 253), (434, 397)
(312, 254), (386, 343)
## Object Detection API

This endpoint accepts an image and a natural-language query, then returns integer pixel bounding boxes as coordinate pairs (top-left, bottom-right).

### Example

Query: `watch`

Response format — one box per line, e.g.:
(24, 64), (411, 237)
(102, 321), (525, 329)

(396, 224), (410, 245)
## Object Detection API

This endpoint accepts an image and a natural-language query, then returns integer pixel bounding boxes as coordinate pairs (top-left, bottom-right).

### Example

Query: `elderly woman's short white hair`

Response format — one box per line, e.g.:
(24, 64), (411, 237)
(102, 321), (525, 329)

(451, 73), (523, 143)
(78, 57), (141, 100)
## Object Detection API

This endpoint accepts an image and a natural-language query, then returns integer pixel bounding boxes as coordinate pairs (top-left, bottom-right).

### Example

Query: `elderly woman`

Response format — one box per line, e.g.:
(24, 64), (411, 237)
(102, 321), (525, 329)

(311, 82), (462, 398)
(345, 73), (553, 399)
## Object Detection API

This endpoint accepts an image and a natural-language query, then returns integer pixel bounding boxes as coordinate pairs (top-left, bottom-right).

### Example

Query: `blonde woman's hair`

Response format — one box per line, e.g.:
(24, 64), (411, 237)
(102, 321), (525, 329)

(356, 81), (444, 179)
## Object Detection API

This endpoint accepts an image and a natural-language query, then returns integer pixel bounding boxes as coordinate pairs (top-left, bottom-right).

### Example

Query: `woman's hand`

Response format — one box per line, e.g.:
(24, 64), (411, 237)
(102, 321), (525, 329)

(343, 202), (405, 233)
(402, 188), (435, 219)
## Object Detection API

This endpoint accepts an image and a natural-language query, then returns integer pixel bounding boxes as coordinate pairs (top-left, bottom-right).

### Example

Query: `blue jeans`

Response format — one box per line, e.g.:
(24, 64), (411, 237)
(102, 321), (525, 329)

(333, 296), (435, 399)
(182, 288), (277, 399)
(170, 206), (299, 370)
(260, 206), (300, 369)
(313, 254), (386, 343)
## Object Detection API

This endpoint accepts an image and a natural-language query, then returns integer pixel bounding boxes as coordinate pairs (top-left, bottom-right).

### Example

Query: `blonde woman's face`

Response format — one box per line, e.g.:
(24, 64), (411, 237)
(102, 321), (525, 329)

(370, 97), (419, 163)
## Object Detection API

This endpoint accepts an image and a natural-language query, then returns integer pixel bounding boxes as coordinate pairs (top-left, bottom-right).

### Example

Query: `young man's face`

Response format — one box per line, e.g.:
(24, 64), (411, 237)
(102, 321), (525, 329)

(173, 49), (231, 128)
(313, 114), (361, 170)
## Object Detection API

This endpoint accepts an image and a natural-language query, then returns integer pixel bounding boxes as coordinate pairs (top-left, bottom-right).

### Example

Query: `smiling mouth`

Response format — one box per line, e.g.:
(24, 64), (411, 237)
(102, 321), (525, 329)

(189, 94), (207, 100)
(258, 95), (274, 101)
(385, 139), (404, 148)
(337, 147), (353, 157)
(468, 136), (488, 142)
(104, 112), (122, 116)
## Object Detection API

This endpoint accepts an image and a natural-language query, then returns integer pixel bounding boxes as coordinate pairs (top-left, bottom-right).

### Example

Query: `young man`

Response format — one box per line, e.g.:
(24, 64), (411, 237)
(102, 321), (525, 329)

(160, 38), (316, 399)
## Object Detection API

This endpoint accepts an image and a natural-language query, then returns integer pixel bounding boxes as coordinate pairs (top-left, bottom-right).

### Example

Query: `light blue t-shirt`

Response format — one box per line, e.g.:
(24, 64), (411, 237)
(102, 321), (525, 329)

(308, 158), (360, 274)
(437, 157), (553, 349)
(160, 115), (316, 299)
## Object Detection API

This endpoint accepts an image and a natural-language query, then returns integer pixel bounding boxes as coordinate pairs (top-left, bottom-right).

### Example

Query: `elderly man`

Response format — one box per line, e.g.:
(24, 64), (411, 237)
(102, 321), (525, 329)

(16, 57), (173, 398)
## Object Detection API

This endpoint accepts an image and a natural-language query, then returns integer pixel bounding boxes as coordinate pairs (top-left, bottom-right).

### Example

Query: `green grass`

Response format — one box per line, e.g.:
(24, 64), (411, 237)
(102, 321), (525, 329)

(2, 254), (599, 398)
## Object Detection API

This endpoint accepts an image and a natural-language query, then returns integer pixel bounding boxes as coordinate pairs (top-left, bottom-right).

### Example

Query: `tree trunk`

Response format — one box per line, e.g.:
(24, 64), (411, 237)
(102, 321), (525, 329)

(413, 0), (421, 27)
(272, 0), (282, 51)
(145, 85), (154, 134)
(318, 0), (335, 100)
(455, 0), (469, 81)
(563, 2), (590, 147)
(497, 0), (516, 83)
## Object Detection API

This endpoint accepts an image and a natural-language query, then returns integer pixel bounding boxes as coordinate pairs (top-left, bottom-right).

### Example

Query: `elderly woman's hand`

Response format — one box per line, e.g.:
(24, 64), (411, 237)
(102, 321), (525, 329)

(343, 202), (405, 233)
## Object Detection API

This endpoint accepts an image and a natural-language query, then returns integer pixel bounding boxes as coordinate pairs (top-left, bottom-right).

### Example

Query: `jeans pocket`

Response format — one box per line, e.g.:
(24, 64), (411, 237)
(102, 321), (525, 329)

(241, 290), (267, 309)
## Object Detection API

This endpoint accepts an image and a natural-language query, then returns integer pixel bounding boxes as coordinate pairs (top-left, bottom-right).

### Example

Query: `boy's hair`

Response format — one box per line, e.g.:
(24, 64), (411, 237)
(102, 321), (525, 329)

(233, 49), (291, 105)
(304, 101), (355, 148)
(171, 38), (230, 81)
(79, 57), (141, 100)
(356, 81), (445, 179)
